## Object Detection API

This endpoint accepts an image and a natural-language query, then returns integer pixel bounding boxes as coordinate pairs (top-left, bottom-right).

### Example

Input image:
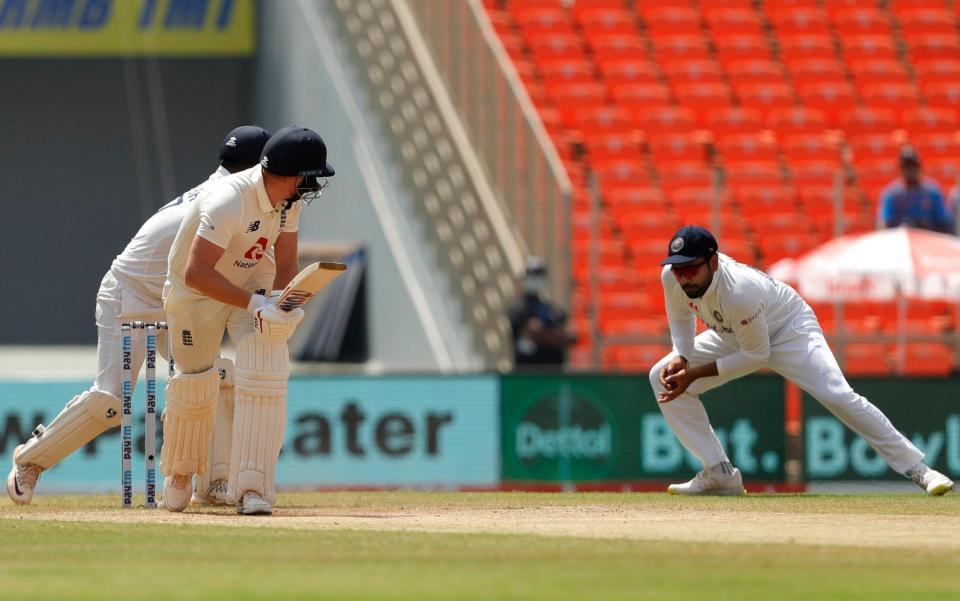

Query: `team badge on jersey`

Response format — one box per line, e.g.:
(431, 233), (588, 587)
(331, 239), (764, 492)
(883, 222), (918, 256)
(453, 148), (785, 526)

(713, 310), (723, 322)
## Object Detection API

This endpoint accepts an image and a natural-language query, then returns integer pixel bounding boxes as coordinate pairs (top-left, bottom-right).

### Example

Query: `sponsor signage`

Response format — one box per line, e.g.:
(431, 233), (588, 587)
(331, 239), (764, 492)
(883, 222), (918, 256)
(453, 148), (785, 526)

(0, 375), (499, 492)
(0, 0), (254, 56)
(804, 378), (960, 480)
(501, 374), (786, 483)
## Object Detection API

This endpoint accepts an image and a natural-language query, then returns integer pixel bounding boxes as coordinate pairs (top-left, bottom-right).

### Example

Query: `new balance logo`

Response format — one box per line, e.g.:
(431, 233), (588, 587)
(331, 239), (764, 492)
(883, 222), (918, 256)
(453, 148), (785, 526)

(260, 156), (269, 168)
(181, 330), (194, 347)
(246, 220), (261, 232)
(226, 136), (238, 147)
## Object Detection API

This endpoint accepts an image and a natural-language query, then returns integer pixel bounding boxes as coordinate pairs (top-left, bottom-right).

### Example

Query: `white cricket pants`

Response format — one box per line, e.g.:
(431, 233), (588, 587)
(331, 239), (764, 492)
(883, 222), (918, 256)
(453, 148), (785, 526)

(649, 307), (924, 474)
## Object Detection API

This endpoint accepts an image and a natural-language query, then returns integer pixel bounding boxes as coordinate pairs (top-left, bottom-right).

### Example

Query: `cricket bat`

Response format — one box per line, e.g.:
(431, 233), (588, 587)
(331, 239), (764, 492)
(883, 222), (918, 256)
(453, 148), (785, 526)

(275, 261), (348, 311)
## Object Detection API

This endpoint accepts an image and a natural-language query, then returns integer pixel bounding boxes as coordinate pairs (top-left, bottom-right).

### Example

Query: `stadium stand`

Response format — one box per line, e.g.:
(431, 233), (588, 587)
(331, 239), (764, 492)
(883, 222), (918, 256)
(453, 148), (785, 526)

(487, 0), (959, 373)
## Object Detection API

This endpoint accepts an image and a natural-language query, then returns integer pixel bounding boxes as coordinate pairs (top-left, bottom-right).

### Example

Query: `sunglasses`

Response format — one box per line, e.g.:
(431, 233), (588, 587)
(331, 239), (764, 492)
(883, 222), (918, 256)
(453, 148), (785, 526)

(671, 259), (707, 278)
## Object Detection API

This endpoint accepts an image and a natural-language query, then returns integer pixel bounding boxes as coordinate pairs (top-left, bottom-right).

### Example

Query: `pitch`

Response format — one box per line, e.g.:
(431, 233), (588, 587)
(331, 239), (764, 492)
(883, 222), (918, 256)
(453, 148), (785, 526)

(2, 491), (957, 600)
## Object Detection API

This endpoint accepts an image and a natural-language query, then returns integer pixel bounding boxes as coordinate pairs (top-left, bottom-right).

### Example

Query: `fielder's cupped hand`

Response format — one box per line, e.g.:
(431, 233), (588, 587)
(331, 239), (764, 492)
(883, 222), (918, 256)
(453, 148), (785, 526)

(658, 356), (689, 403)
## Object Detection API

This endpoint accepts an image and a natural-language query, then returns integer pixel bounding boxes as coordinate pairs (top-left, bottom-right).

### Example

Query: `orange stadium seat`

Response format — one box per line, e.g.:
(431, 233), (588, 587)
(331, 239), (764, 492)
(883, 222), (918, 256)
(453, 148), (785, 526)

(620, 212), (682, 241)
(598, 292), (656, 323)
(914, 59), (960, 87)
(716, 134), (779, 165)
(770, 0), (821, 8)
(606, 344), (673, 372)
(610, 82), (672, 108)
(861, 84), (920, 121)
(514, 6), (576, 36)
(635, 105), (697, 135)
(606, 186), (668, 216)
(572, 106), (633, 133)
(597, 59), (662, 86)
(715, 34), (773, 64)
(589, 33), (649, 62)
(572, 240), (626, 279)
(843, 343), (893, 375)
(832, 8), (892, 36)
(674, 83), (733, 124)
(529, 33), (586, 61)
(756, 233), (820, 266)
(600, 317), (668, 338)
(798, 82), (858, 128)
(667, 186), (722, 212)
(497, 34), (528, 62)
(768, 7), (831, 36)
(842, 35), (898, 62)
(814, 212), (875, 239)
(906, 34), (960, 63)
(738, 83), (796, 117)
(726, 60), (787, 89)
(539, 58), (596, 86)
(922, 82), (960, 113)
(596, 266), (640, 294)
(651, 34), (712, 64)
(720, 237), (759, 263)
(903, 108), (960, 136)
(898, 8), (957, 38)
(901, 343), (956, 376)
(911, 133), (960, 162)
(705, 106), (765, 140)
(768, 107), (828, 137)
(923, 159), (960, 189)
(779, 34), (837, 63)
(575, 7), (640, 36)
(725, 161), (786, 189)
(594, 159), (654, 189)
(799, 186), (864, 215)
(647, 133), (707, 165)
(585, 131), (643, 161)
(735, 186), (798, 215)
(658, 161), (714, 192)
(890, 0), (952, 13)
(747, 211), (816, 236)
(823, 0), (879, 15)
(630, 238), (671, 264)
(548, 81), (608, 106)
(787, 58), (849, 86)
(790, 160), (844, 187)
(642, 6), (702, 36)
(682, 214), (753, 243)
(662, 59), (725, 87)
(704, 7), (764, 36)
(782, 133), (840, 164)
(849, 59), (911, 89)
(841, 108), (898, 138)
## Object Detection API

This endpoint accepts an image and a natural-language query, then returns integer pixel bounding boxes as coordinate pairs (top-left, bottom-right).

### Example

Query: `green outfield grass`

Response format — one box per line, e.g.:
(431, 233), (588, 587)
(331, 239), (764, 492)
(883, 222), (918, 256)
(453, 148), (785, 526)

(1, 492), (957, 601)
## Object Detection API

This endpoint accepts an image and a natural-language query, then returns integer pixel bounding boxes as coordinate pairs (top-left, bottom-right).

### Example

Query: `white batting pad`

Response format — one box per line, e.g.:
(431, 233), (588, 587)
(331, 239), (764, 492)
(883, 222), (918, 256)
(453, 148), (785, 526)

(160, 367), (219, 477)
(196, 358), (235, 497)
(16, 390), (120, 469)
(227, 334), (289, 505)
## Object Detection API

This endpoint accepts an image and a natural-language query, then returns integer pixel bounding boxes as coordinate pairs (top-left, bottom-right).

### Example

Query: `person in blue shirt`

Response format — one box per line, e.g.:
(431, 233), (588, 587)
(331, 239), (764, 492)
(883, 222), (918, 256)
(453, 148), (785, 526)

(877, 146), (952, 233)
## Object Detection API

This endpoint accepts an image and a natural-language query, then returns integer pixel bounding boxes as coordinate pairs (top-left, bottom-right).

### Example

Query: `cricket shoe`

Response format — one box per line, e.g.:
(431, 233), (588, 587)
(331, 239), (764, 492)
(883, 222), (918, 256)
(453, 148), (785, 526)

(237, 491), (273, 516)
(6, 444), (42, 505)
(163, 474), (193, 512)
(668, 462), (746, 496)
(911, 466), (954, 496)
(191, 479), (229, 506)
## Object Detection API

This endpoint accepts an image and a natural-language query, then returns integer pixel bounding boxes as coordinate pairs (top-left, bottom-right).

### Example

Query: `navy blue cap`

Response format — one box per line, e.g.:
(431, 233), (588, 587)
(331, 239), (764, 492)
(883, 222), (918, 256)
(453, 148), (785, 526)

(219, 126), (271, 169)
(900, 144), (920, 166)
(259, 125), (335, 178)
(525, 256), (548, 275)
(660, 225), (719, 265)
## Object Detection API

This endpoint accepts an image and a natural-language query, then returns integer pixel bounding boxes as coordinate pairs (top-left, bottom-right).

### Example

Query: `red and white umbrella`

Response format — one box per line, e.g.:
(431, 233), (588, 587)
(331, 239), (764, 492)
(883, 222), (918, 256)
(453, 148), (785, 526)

(768, 226), (960, 301)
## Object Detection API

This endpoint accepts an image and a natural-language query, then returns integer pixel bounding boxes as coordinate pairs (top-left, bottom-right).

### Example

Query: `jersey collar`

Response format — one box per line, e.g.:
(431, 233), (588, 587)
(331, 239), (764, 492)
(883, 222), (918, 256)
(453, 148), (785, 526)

(251, 166), (276, 214)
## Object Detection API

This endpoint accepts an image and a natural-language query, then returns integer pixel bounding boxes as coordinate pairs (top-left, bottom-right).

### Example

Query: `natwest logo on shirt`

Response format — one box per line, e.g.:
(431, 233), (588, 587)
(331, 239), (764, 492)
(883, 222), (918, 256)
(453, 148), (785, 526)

(243, 237), (269, 260)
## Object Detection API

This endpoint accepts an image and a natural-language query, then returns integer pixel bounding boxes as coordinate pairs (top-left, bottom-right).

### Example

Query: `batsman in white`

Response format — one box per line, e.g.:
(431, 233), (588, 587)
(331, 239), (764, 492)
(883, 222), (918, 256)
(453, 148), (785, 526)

(6, 125), (273, 505)
(650, 225), (955, 497)
(161, 125), (334, 515)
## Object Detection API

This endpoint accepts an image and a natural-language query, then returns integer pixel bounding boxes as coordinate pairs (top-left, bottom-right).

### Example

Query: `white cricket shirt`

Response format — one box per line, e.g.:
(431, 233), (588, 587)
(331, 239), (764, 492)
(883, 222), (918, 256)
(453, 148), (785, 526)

(165, 165), (300, 300)
(662, 253), (808, 379)
(110, 167), (229, 301)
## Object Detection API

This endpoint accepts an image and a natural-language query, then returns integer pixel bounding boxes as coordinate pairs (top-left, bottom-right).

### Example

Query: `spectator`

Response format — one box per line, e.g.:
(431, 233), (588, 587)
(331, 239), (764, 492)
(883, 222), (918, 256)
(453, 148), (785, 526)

(507, 256), (576, 370)
(876, 146), (952, 233)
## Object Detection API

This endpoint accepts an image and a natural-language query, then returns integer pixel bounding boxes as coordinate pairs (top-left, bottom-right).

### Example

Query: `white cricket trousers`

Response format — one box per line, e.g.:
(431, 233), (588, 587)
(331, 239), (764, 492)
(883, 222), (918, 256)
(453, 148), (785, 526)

(649, 307), (924, 474)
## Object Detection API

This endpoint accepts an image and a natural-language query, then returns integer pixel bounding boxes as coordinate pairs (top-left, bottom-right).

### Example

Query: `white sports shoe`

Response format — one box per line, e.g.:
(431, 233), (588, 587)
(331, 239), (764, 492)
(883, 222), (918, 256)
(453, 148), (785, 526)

(237, 491), (273, 515)
(6, 444), (42, 505)
(163, 474), (193, 512)
(191, 479), (229, 506)
(668, 462), (746, 496)
(911, 466), (954, 496)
